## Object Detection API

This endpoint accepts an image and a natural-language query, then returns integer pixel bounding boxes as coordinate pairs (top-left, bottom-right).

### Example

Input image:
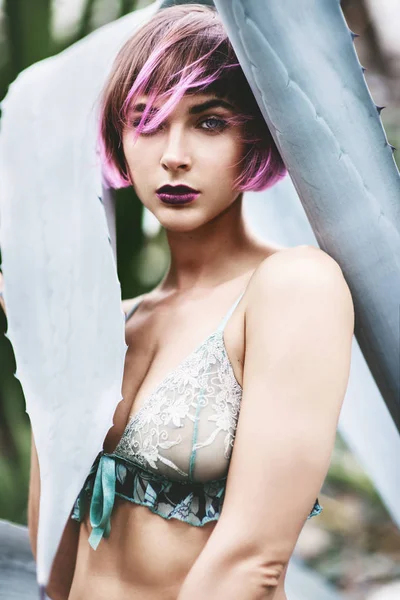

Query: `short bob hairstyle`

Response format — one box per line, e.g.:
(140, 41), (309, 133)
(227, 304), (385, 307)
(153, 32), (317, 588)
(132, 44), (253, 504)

(98, 4), (287, 192)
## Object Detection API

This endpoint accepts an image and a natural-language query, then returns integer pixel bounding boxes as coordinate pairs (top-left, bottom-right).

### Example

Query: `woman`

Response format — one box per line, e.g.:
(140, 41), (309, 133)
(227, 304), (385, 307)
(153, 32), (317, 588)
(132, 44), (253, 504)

(24, 4), (354, 600)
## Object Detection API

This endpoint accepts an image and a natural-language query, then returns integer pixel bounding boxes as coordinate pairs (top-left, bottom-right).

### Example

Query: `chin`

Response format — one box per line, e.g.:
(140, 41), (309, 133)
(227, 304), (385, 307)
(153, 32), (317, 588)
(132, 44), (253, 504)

(161, 220), (205, 234)
(157, 211), (212, 234)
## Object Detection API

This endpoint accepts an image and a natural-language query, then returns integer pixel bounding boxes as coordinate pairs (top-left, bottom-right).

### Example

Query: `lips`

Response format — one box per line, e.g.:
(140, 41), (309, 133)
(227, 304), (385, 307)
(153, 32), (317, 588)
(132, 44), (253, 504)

(156, 184), (200, 205)
(156, 184), (199, 194)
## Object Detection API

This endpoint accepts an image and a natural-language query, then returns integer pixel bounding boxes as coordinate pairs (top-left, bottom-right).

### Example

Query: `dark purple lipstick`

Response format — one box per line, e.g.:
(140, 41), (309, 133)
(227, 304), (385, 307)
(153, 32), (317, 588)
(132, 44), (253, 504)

(156, 184), (200, 205)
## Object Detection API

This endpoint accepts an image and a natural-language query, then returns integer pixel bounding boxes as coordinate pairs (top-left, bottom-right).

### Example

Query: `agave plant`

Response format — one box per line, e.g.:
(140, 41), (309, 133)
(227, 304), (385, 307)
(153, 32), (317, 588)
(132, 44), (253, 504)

(0, 0), (399, 596)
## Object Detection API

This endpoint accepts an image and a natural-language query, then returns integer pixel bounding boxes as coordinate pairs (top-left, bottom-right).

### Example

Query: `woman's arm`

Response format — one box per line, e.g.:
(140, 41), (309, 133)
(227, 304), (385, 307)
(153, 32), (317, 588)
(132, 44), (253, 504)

(177, 246), (354, 600)
(29, 428), (81, 600)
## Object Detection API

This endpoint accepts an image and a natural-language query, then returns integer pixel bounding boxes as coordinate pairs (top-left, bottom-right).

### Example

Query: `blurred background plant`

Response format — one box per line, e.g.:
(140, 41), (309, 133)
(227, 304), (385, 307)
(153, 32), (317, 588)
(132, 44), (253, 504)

(0, 1), (399, 598)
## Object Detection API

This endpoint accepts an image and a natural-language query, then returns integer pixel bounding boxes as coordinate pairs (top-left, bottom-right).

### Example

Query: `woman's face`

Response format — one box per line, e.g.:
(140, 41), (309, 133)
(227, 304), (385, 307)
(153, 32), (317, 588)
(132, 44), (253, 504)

(121, 93), (245, 232)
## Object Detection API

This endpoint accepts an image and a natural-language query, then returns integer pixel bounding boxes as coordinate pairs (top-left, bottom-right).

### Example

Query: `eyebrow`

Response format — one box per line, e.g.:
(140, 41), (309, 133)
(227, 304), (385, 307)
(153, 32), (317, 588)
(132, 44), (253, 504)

(188, 99), (236, 114)
(131, 98), (236, 115)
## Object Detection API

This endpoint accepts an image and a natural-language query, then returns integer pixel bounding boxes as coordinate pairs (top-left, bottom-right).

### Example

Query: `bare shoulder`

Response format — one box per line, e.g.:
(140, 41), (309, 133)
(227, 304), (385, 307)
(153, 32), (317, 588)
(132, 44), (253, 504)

(257, 243), (343, 275)
(245, 244), (354, 323)
(249, 243), (349, 290)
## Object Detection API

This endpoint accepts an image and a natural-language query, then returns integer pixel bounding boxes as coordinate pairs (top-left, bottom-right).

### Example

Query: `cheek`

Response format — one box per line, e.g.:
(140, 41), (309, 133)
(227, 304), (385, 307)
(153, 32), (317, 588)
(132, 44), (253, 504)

(122, 135), (158, 179)
(199, 135), (244, 174)
(124, 148), (146, 175)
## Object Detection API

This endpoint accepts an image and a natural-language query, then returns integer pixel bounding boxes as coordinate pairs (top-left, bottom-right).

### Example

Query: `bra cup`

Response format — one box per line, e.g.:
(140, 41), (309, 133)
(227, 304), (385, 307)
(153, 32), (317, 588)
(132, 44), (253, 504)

(114, 330), (243, 484)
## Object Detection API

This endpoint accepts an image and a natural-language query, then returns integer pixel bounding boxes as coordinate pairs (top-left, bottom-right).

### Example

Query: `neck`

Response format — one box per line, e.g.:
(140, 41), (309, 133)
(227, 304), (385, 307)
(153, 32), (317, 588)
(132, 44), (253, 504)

(160, 195), (261, 292)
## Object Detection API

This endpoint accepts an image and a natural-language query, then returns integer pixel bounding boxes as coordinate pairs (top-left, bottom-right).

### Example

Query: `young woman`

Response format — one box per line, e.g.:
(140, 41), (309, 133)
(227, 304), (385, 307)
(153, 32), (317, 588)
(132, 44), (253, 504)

(24, 4), (354, 600)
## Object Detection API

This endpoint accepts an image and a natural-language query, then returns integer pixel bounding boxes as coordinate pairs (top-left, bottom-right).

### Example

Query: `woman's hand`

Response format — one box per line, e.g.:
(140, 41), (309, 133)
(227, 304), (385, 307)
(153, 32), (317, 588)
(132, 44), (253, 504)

(0, 270), (6, 315)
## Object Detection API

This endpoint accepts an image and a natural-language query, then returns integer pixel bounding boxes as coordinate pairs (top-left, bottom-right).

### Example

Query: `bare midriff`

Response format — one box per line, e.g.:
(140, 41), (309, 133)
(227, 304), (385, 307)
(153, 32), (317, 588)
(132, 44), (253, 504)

(68, 497), (216, 600)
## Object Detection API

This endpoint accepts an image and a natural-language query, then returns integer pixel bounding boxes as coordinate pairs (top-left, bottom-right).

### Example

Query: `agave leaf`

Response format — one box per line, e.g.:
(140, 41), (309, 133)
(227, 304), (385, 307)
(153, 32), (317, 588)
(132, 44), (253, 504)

(0, 1), (160, 590)
(214, 0), (400, 431)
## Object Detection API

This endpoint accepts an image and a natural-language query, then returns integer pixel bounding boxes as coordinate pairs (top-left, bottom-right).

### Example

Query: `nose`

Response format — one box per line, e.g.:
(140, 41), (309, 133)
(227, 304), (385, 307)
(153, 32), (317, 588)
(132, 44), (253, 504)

(160, 126), (191, 172)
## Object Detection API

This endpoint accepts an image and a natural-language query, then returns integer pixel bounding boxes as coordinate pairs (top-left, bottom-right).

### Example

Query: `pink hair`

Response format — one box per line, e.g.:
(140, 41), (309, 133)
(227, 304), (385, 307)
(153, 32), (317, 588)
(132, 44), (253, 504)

(98, 4), (287, 192)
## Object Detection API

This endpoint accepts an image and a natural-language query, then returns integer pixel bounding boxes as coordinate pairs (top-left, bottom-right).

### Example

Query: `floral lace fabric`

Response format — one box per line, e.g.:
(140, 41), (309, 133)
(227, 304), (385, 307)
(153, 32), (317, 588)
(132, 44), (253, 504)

(113, 329), (243, 483)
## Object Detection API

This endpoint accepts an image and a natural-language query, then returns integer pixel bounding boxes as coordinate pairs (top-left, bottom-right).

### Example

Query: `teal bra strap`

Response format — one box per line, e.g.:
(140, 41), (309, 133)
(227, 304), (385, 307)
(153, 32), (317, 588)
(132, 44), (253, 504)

(125, 298), (143, 323)
(216, 291), (245, 333)
(88, 454), (117, 550)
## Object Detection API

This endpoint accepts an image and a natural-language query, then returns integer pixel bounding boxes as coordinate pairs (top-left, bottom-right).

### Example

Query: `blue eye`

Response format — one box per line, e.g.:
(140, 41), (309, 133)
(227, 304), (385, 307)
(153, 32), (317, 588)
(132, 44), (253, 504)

(199, 117), (228, 132)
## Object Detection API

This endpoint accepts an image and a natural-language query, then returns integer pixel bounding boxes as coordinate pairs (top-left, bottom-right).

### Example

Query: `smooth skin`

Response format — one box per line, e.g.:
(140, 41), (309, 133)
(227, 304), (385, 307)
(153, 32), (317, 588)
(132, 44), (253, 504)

(6, 91), (354, 599)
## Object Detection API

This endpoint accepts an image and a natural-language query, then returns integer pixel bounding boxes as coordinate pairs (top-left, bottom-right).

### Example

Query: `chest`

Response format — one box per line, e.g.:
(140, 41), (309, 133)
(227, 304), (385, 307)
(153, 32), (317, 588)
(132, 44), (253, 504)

(104, 307), (244, 483)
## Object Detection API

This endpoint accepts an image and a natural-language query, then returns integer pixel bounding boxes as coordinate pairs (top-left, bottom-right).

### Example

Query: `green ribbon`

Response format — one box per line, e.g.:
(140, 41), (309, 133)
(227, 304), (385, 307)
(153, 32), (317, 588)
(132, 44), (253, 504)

(88, 454), (116, 550)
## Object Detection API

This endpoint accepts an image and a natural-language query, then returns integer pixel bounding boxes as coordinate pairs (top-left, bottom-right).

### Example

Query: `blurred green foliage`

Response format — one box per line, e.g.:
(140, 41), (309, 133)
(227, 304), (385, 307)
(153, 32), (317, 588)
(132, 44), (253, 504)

(0, 0), (141, 103)
(0, 308), (30, 524)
